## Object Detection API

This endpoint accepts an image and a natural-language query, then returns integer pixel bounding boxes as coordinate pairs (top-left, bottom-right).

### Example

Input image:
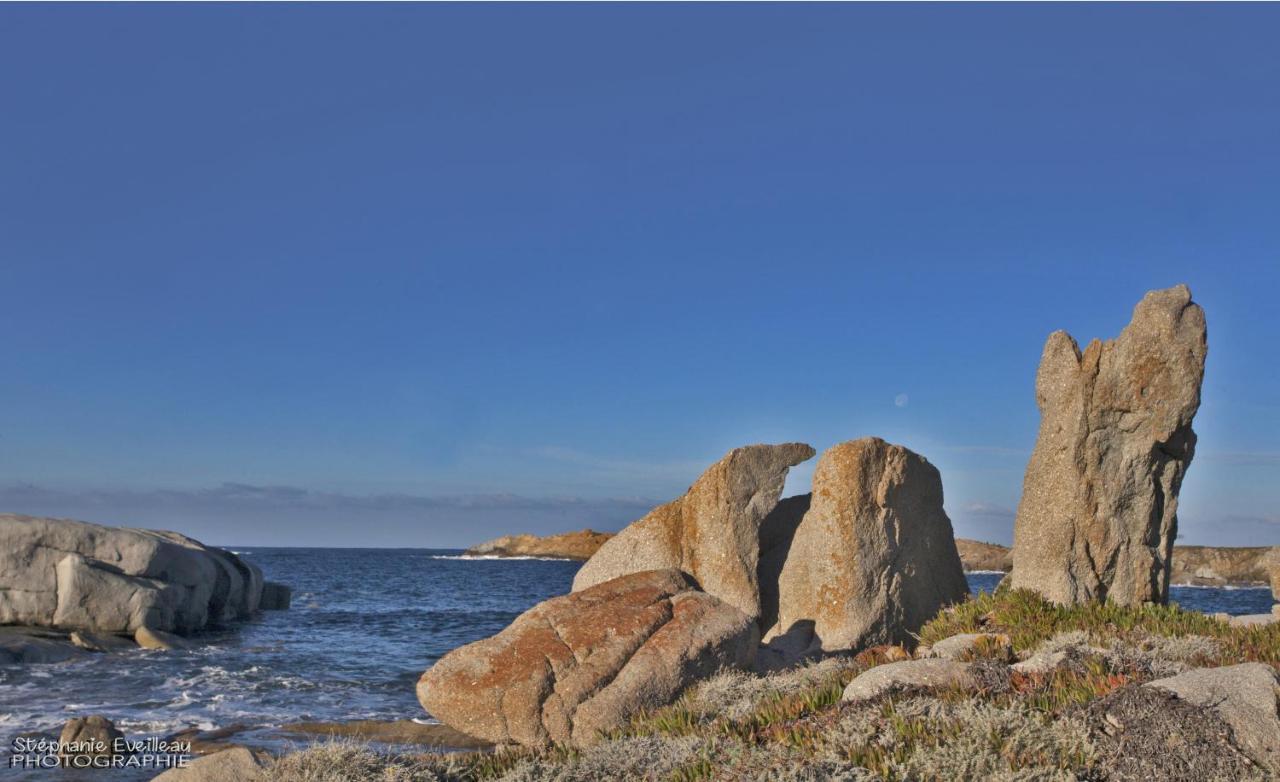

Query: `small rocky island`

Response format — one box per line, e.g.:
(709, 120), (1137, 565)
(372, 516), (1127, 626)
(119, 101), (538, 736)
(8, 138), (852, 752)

(463, 529), (613, 561)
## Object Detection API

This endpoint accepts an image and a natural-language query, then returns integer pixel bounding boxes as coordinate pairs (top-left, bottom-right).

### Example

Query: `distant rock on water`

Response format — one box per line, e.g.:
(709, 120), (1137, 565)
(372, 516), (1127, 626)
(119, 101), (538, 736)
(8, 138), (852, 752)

(0, 514), (284, 639)
(417, 569), (756, 748)
(1009, 285), (1208, 606)
(955, 539), (1014, 572)
(464, 529), (613, 561)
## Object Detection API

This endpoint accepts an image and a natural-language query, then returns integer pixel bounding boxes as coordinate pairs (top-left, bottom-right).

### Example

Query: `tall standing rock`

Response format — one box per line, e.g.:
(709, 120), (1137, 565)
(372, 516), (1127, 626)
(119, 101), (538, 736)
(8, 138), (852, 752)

(1009, 285), (1207, 605)
(762, 438), (968, 665)
(572, 443), (816, 620)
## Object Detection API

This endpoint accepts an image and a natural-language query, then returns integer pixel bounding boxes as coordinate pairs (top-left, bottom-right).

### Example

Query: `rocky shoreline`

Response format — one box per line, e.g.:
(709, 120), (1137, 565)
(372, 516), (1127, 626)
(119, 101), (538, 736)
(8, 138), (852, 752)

(6, 286), (1280, 782)
(0, 514), (291, 663)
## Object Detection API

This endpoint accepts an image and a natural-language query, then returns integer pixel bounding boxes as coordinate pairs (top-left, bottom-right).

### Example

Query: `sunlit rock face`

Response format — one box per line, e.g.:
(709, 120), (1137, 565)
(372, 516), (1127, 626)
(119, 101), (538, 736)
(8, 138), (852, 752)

(1009, 285), (1208, 606)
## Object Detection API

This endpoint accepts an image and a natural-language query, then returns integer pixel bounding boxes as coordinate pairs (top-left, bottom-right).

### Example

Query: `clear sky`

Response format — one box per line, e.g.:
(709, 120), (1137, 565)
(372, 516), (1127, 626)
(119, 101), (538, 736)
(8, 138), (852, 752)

(2, 5), (1277, 548)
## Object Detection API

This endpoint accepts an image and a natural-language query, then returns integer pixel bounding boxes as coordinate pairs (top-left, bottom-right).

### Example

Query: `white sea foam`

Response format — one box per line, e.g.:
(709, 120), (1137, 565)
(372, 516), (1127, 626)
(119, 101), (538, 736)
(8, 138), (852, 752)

(1172, 582), (1270, 591)
(964, 570), (1007, 575)
(429, 554), (575, 562)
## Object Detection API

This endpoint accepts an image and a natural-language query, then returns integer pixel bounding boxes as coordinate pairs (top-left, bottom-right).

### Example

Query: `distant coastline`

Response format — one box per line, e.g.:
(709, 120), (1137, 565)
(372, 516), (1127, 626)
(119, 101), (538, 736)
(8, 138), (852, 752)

(470, 530), (1278, 589)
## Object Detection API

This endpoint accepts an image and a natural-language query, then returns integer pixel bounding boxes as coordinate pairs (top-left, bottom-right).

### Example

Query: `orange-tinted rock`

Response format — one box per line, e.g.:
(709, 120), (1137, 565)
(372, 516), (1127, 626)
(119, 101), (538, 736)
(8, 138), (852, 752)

(417, 569), (756, 748)
(464, 529), (613, 561)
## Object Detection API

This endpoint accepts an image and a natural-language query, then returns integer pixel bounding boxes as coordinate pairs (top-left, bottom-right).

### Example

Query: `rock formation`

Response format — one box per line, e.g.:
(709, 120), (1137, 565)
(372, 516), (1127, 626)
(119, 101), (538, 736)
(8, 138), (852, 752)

(761, 438), (968, 666)
(418, 569), (756, 748)
(1009, 285), (1207, 605)
(59, 716), (123, 759)
(0, 514), (280, 635)
(572, 443), (815, 620)
(465, 529), (613, 561)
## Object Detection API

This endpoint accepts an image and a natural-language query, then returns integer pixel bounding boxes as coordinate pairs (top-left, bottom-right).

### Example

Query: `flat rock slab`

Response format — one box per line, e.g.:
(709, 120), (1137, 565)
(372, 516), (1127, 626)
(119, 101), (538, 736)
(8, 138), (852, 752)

(842, 659), (977, 703)
(920, 633), (1013, 662)
(152, 746), (267, 782)
(0, 627), (87, 664)
(1147, 663), (1280, 774)
(1228, 613), (1278, 628)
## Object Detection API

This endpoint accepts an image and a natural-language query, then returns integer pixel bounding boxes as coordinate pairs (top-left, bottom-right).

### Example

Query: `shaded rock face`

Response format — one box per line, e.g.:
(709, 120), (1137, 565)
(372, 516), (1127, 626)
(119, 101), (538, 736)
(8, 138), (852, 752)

(418, 569), (756, 748)
(259, 582), (292, 611)
(0, 515), (273, 635)
(465, 529), (614, 561)
(762, 439), (968, 664)
(1009, 285), (1207, 606)
(572, 443), (816, 620)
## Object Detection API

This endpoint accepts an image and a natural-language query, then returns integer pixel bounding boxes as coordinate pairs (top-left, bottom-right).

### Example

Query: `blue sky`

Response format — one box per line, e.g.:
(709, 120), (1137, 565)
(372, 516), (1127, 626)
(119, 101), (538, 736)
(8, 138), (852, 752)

(1, 5), (1277, 547)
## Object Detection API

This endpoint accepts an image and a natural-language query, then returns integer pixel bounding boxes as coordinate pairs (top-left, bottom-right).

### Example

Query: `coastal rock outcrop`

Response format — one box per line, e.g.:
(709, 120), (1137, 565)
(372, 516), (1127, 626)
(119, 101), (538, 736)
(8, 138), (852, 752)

(955, 539), (1014, 572)
(841, 659), (978, 703)
(59, 716), (123, 759)
(1009, 285), (1207, 606)
(762, 439), (968, 665)
(0, 514), (277, 636)
(572, 443), (816, 620)
(465, 529), (613, 561)
(418, 569), (756, 748)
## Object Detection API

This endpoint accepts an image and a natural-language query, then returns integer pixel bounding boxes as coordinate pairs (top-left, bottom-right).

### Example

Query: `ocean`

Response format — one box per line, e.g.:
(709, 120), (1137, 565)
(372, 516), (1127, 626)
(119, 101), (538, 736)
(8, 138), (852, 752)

(1, 548), (1273, 780)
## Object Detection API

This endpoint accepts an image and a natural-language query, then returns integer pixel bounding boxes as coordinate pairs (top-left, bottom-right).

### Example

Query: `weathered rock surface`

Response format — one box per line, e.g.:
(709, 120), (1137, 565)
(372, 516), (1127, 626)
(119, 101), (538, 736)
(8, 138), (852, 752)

(465, 529), (614, 561)
(152, 746), (268, 782)
(0, 514), (279, 636)
(763, 438), (968, 663)
(135, 626), (193, 651)
(0, 626), (88, 664)
(1147, 663), (1280, 774)
(59, 715), (123, 758)
(841, 659), (977, 702)
(1009, 285), (1208, 606)
(572, 443), (815, 620)
(259, 582), (292, 611)
(919, 633), (1014, 663)
(70, 630), (136, 653)
(418, 569), (756, 748)
(955, 539), (1014, 572)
